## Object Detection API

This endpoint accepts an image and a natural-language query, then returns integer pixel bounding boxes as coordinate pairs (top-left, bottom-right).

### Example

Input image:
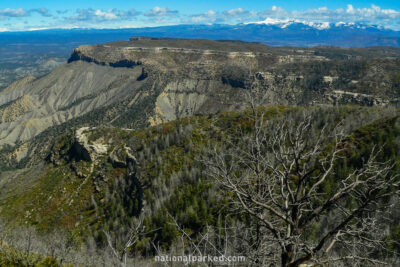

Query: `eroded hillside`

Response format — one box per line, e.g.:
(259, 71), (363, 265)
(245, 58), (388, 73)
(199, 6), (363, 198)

(0, 38), (400, 170)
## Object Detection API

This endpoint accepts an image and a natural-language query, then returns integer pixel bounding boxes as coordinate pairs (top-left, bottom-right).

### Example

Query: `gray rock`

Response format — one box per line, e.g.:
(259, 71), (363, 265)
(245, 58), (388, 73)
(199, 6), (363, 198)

(72, 127), (108, 162)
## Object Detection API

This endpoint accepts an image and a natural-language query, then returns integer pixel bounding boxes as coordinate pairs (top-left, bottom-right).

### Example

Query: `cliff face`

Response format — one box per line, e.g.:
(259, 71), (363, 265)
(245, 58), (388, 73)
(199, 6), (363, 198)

(0, 60), (145, 146)
(0, 39), (399, 164)
(68, 46), (143, 67)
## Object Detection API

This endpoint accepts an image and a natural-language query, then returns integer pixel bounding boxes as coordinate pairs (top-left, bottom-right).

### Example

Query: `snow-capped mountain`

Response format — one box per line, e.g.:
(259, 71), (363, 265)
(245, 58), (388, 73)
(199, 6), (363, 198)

(244, 18), (332, 30)
(244, 18), (388, 31)
(1, 21), (399, 48)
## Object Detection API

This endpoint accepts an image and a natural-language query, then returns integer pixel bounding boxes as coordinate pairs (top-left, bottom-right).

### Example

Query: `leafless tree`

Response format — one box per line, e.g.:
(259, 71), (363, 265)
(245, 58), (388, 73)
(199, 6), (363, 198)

(103, 218), (144, 267)
(151, 213), (247, 267)
(202, 100), (400, 266)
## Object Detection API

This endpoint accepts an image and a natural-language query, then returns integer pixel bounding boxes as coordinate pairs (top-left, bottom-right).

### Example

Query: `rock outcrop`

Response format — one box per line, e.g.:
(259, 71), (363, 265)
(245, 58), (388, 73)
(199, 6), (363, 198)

(326, 90), (389, 106)
(68, 46), (142, 67)
(72, 127), (108, 162)
(108, 146), (137, 168)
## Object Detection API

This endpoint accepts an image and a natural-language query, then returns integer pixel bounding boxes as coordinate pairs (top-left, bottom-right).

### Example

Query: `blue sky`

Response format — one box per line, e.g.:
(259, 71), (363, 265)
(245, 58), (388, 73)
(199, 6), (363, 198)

(0, 1), (399, 31)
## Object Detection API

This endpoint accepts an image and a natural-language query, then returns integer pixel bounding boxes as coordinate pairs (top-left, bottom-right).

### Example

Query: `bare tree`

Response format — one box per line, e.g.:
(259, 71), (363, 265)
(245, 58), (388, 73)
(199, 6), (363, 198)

(151, 213), (247, 267)
(202, 104), (399, 266)
(103, 218), (144, 267)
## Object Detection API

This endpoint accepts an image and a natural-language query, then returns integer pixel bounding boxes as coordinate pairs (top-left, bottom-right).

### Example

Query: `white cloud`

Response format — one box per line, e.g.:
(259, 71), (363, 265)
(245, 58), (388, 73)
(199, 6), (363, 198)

(30, 8), (52, 17)
(188, 8), (256, 24)
(1, 4), (399, 31)
(346, 4), (356, 14)
(94, 10), (117, 20)
(188, 10), (217, 23)
(0, 8), (28, 18)
(205, 10), (216, 17)
(127, 9), (141, 17)
(144, 7), (178, 17)
(224, 8), (248, 16)
(65, 8), (140, 23)
(56, 10), (69, 15)
(0, 8), (53, 19)
(258, 6), (289, 18)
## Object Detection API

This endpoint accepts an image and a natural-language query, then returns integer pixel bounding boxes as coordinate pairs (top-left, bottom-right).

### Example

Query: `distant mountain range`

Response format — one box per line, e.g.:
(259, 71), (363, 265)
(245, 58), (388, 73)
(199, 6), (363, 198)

(245, 18), (387, 30)
(240, 19), (400, 46)
(0, 21), (399, 48)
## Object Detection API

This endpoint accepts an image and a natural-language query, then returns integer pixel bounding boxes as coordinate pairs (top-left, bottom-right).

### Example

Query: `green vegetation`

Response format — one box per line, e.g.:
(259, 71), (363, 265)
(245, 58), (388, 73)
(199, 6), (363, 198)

(0, 105), (399, 265)
(0, 247), (60, 267)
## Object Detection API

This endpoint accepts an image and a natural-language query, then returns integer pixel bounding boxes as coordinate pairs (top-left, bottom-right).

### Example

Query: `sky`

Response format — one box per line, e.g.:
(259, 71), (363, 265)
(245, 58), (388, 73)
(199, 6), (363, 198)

(0, 1), (399, 31)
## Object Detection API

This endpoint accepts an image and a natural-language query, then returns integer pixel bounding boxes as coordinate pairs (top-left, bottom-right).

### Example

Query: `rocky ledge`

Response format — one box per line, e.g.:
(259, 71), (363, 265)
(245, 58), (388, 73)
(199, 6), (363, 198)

(72, 127), (108, 162)
(68, 47), (142, 67)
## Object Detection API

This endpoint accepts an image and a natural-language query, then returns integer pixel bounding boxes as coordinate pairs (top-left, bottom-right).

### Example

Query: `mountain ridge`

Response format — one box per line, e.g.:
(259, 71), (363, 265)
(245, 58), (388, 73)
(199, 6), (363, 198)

(1, 22), (399, 48)
(0, 38), (400, 171)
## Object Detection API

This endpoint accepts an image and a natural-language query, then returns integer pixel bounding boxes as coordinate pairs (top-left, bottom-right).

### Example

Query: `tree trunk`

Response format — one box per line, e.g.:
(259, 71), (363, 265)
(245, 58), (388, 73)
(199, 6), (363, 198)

(281, 245), (294, 267)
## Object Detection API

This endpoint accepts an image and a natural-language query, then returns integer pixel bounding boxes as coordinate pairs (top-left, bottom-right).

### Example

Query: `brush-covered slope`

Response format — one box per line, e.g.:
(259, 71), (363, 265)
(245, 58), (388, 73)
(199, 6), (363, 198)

(0, 105), (399, 256)
(0, 38), (400, 170)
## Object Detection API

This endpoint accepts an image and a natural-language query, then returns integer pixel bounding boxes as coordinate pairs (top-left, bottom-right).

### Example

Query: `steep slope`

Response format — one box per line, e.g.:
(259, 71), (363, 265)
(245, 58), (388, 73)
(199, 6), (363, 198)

(0, 38), (400, 168)
(0, 106), (399, 259)
(0, 61), (146, 146)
